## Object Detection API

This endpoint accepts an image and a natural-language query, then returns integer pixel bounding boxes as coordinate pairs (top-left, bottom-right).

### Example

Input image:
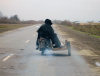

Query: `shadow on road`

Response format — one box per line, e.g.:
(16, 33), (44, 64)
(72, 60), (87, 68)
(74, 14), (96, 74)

(35, 53), (68, 57)
(52, 53), (68, 57)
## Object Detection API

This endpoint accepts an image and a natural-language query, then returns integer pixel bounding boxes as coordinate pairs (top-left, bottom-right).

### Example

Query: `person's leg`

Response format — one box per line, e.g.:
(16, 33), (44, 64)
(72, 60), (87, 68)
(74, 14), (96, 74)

(36, 38), (39, 50)
(53, 33), (61, 48)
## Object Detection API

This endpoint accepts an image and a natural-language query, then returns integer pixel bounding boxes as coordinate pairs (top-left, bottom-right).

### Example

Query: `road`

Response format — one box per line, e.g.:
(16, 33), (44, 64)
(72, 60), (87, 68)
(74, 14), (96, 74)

(0, 24), (97, 76)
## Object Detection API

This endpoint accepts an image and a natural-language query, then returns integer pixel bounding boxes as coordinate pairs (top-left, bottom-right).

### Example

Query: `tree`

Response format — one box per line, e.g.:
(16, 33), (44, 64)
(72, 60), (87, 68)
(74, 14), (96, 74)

(10, 15), (20, 22)
(0, 11), (3, 18)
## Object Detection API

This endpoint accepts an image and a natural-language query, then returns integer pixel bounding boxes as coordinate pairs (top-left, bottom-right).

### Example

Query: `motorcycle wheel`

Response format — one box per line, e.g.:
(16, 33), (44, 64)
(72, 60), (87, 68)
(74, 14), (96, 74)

(40, 48), (45, 55)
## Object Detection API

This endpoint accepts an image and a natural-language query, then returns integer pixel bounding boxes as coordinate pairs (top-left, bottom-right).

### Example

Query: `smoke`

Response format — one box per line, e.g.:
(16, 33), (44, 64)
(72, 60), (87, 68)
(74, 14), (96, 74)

(44, 49), (53, 56)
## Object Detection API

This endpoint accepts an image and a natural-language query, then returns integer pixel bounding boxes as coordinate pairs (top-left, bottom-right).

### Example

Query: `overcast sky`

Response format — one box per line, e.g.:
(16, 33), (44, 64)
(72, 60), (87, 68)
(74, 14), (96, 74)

(0, 0), (100, 22)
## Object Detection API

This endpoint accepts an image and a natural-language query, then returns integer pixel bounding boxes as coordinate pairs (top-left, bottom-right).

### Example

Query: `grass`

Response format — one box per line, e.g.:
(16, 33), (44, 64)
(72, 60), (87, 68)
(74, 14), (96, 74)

(90, 35), (100, 38)
(62, 25), (100, 38)
(73, 25), (100, 36)
(0, 24), (33, 33)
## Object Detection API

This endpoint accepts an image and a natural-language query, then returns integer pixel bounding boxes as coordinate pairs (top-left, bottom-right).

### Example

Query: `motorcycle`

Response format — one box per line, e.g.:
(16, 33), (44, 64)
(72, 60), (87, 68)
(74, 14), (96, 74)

(38, 37), (71, 56)
(38, 37), (52, 55)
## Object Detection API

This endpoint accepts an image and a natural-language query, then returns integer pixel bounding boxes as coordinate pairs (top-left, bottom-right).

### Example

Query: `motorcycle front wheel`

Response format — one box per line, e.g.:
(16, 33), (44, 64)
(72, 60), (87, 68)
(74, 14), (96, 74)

(40, 48), (45, 55)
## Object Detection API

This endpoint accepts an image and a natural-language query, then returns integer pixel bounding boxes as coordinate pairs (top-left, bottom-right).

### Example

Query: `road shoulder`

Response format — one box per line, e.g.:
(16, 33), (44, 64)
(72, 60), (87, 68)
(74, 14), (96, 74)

(54, 24), (100, 75)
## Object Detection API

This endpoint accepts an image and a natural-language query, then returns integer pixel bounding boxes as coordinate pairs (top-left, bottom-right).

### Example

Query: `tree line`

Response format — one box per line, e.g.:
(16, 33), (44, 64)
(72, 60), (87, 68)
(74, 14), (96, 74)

(53, 20), (79, 26)
(0, 14), (21, 24)
(0, 11), (42, 24)
(0, 15), (42, 24)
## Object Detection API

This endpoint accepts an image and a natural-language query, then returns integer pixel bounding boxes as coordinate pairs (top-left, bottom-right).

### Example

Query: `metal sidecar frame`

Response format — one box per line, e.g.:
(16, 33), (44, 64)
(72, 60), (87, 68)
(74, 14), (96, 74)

(38, 38), (71, 56)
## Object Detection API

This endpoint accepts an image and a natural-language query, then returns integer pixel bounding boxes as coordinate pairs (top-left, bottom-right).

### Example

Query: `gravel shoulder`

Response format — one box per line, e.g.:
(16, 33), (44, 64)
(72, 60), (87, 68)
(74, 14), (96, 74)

(55, 24), (100, 75)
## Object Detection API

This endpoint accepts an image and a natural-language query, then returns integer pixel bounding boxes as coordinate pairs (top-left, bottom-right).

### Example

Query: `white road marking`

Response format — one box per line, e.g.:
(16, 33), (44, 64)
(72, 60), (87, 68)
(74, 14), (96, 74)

(2, 54), (14, 62)
(36, 26), (40, 28)
(95, 62), (100, 67)
(25, 40), (30, 43)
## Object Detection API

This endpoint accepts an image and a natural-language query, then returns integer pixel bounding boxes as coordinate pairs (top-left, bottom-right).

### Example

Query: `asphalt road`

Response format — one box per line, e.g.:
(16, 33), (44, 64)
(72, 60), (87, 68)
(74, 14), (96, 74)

(0, 24), (97, 76)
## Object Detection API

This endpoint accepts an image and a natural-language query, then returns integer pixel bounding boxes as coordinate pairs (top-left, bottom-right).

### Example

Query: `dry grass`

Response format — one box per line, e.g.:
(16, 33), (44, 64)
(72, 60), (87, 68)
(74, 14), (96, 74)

(0, 24), (32, 33)
(73, 25), (100, 36)
(80, 23), (100, 25)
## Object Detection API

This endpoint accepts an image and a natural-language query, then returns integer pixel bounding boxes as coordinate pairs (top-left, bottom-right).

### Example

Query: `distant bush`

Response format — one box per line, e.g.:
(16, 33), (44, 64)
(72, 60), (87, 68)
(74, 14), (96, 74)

(0, 15), (21, 24)
(0, 14), (42, 24)
(60, 20), (72, 26)
(55, 20), (100, 36)
(54, 20), (73, 26)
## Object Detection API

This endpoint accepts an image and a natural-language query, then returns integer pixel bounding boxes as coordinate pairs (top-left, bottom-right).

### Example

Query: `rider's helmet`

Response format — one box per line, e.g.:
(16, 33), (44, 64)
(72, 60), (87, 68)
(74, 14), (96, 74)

(45, 19), (52, 25)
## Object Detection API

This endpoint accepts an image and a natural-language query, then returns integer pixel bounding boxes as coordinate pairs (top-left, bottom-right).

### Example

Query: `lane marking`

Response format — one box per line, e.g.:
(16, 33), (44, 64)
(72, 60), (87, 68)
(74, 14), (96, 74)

(36, 26), (40, 28)
(25, 40), (30, 43)
(95, 62), (100, 67)
(2, 54), (14, 62)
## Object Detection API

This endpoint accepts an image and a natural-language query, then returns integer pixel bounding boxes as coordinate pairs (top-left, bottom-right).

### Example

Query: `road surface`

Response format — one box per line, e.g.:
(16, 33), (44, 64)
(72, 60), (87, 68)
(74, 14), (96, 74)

(0, 24), (97, 76)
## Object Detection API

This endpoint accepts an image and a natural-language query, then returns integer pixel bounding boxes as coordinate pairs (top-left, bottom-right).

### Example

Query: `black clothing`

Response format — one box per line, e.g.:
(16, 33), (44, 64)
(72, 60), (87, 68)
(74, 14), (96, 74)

(36, 23), (61, 48)
(37, 24), (55, 44)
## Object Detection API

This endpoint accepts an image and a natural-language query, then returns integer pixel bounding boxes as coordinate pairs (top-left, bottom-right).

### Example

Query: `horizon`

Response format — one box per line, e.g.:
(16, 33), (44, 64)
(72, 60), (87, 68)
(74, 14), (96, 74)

(0, 0), (100, 22)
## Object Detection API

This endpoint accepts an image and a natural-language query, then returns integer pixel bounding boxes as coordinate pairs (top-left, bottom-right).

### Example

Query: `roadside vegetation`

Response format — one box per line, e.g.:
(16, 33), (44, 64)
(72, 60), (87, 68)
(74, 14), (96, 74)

(0, 24), (33, 33)
(54, 20), (100, 38)
(0, 11), (43, 33)
(73, 24), (100, 38)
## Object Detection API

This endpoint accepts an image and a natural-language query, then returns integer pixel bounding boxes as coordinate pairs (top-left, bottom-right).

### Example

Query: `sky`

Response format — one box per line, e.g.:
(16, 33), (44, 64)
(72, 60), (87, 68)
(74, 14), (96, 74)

(0, 0), (100, 22)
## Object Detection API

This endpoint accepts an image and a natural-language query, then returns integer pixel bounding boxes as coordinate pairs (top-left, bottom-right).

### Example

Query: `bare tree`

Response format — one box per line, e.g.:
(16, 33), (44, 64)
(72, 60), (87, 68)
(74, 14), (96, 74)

(10, 15), (20, 21)
(0, 11), (3, 18)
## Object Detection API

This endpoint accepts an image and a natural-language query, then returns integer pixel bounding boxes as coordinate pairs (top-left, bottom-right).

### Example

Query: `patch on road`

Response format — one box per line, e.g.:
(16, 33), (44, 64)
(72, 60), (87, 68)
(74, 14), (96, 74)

(78, 49), (99, 56)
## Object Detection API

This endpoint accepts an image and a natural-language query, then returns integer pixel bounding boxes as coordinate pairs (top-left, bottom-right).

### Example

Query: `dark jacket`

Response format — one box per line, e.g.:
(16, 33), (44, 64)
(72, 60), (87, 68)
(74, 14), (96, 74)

(37, 24), (61, 47)
(37, 24), (55, 43)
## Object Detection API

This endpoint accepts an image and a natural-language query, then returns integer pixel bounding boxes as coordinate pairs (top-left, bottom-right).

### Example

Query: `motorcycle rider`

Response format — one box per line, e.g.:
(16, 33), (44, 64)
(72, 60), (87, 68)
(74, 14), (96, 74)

(36, 19), (61, 50)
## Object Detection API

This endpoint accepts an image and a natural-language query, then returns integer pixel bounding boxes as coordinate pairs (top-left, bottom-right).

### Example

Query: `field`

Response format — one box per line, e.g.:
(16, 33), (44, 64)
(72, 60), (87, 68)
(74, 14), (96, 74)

(0, 24), (32, 33)
(73, 25), (100, 36)
(59, 22), (100, 38)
